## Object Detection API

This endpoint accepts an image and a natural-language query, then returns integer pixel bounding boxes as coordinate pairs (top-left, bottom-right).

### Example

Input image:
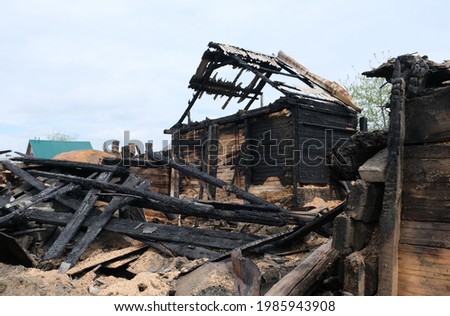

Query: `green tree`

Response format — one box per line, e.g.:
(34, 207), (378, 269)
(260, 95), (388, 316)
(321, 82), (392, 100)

(342, 74), (391, 131)
(46, 131), (78, 141)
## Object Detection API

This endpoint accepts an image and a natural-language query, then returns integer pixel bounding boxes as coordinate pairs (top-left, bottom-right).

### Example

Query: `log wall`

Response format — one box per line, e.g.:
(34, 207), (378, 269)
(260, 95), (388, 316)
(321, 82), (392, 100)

(171, 97), (357, 202)
(397, 87), (450, 296)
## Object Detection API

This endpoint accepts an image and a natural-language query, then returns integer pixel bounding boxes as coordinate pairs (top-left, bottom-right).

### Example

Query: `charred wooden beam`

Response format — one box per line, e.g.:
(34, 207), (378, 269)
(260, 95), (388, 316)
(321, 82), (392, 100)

(192, 200), (294, 213)
(378, 60), (406, 296)
(12, 157), (129, 174)
(44, 172), (114, 260)
(156, 242), (220, 260)
(265, 239), (338, 296)
(59, 174), (147, 272)
(27, 210), (260, 251)
(1, 160), (80, 211)
(65, 244), (149, 276)
(130, 199), (294, 226)
(28, 170), (216, 217)
(148, 152), (285, 210)
(0, 182), (80, 227)
(104, 153), (283, 210)
(183, 201), (346, 274)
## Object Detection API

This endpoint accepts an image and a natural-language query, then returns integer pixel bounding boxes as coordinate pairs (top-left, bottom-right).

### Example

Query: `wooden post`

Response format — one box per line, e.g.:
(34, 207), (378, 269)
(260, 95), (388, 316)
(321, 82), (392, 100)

(378, 60), (406, 295)
(206, 124), (218, 199)
(243, 118), (252, 192)
(292, 106), (300, 208)
(112, 140), (120, 154)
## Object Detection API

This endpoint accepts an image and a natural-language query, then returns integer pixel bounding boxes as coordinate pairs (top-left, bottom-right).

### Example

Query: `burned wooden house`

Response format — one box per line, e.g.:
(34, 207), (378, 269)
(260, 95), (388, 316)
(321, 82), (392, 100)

(165, 42), (360, 205)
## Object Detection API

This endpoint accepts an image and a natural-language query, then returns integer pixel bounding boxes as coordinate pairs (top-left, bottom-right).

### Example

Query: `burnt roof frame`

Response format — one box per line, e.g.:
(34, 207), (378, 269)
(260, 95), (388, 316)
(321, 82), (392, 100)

(171, 42), (319, 129)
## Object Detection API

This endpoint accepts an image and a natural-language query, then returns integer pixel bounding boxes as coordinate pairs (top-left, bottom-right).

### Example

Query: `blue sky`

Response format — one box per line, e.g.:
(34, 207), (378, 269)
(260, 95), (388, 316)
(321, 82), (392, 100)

(0, 0), (448, 153)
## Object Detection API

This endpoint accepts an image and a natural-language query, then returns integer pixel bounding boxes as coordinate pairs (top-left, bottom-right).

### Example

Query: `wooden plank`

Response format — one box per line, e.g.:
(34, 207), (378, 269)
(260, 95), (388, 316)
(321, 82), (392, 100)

(28, 169), (216, 216)
(102, 254), (140, 269)
(65, 244), (148, 276)
(44, 172), (113, 260)
(377, 67), (405, 296)
(398, 244), (450, 295)
(398, 271), (450, 295)
(398, 244), (450, 271)
(265, 239), (338, 296)
(403, 158), (450, 183)
(157, 242), (220, 260)
(400, 220), (450, 248)
(404, 85), (450, 144)
(402, 198), (450, 223)
(404, 144), (450, 159)
(27, 210), (260, 250)
(403, 182), (449, 201)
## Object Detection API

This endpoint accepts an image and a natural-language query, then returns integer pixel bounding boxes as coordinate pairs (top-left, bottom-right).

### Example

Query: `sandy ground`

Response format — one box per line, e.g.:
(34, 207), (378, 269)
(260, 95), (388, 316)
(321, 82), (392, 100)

(0, 230), (328, 296)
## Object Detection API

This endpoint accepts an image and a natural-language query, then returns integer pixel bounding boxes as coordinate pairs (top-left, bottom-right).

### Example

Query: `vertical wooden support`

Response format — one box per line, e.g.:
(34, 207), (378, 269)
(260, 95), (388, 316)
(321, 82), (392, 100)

(243, 118), (252, 192)
(378, 60), (405, 295)
(112, 140), (120, 155)
(145, 142), (153, 156)
(170, 130), (180, 198)
(292, 106), (300, 208)
(207, 124), (219, 199)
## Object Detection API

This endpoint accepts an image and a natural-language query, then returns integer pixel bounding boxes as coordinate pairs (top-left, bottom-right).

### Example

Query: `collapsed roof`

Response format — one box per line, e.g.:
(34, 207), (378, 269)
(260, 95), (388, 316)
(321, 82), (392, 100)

(363, 54), (450, 96)
(172, 42), (360, 128)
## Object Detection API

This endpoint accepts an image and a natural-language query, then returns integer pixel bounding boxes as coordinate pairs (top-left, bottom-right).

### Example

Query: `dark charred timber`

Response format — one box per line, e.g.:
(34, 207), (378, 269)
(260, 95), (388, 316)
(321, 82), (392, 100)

(0, 182), (80, 227)
(265, 239), (339, 296)
(27, 210), (260, 250)
(182, 201), (346, 274)
(130, 199), (293, 226)
(1, 160), (80, 211)
(264, 201), (346, 251)
(129, 152), (284, 211)
(12, 157), (129, 175)
(192, 200), (297, 213)
(378, 60), (406, 296)
(155, 242), (220, 260)
(59, 174), (146, 272)
(44, 172), (114, 260)
(105, 156), (273, 206)
(28, 170), (215, 216)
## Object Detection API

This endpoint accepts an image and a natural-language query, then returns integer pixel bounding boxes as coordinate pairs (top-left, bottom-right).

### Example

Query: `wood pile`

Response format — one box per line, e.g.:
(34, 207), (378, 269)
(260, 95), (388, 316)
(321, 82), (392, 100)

(0, 154), (346, 295)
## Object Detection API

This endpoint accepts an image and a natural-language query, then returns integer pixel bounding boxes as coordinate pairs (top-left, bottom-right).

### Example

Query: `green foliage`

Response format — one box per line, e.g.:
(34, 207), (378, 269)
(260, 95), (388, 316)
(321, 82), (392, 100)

(46, 131), (78, 141)
(342, 74), (391, 131)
